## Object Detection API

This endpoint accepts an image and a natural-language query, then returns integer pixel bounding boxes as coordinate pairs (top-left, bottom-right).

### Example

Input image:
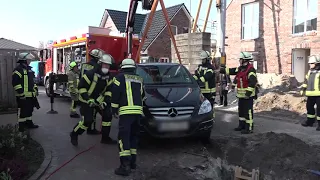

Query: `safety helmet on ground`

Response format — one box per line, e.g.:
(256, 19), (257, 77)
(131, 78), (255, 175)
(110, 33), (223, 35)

(99, 54), (113, 65)
(239, 52), (253, 61)
(200, 50), (211, 60)
(18, 52), (35, 61)
(308, 55), (320, 64)
(69, 61), (77, 69)
(121, 58), (136, 69)
(89, 48), (105, 59)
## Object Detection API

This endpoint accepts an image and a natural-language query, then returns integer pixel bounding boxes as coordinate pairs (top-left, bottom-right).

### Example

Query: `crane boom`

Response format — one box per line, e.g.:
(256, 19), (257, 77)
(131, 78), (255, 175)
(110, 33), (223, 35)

(126, 0), (153, 59)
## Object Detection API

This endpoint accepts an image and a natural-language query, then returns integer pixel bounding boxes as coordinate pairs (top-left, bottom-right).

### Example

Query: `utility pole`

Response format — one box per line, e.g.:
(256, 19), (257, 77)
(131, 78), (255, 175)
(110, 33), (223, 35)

(218, 0), (227, 66)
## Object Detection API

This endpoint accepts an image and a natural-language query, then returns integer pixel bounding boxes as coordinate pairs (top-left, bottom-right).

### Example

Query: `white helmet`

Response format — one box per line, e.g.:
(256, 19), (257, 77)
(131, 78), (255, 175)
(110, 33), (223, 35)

(121, 58), (136, 69)
(200, 50), (210, 60)
(99, 54), (113, 65)
(239, 52), (253, 61)
(89, 48), (105, 58)
(308, 55), (320, 64)
(18, 52), (35, 62)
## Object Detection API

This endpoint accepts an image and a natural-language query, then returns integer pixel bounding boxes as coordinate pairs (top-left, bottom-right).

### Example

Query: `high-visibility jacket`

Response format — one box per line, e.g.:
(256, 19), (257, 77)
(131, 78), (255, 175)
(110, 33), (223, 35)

(302, 67), (320, 96)
(67, 70), (80, 100)
(80, 59), (99, 78)
(12, 64), (37, 98)
(78, 69), (113, 105)
(111, 72), (146, 116)
(193, 64), (216, 94)
(226, 64), (257, 98)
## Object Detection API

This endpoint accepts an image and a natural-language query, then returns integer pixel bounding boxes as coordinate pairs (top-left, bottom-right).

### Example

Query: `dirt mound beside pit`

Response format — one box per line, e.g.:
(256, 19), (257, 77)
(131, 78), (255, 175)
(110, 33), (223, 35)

(222, 132), (320, 179)
(254, 92), (306, 119)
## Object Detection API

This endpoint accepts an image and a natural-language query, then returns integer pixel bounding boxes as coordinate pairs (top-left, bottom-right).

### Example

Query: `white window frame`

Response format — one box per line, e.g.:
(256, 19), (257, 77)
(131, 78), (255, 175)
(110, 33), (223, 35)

(170, 25), (178, 35)
(292, 0), (318, 34)
(241, 2), (259, 40)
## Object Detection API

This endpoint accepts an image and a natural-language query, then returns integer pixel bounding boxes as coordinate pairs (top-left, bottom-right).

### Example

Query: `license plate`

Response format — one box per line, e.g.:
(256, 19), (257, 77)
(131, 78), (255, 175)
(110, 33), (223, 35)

(158, 122), (189, 132)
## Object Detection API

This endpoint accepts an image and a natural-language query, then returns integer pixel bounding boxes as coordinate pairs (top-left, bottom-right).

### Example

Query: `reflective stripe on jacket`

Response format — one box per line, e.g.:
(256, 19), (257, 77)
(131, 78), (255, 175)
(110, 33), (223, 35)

(12, 65), (37, 97)
(111, 72), (146, 116)
(304, 69), (320, 96)
(78, 69), (112, 104)
(193, 64), (216, 94)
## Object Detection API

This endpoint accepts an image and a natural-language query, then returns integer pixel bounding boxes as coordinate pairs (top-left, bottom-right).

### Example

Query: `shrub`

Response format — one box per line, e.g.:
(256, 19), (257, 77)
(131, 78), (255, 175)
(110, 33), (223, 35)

(0, 124), (29, 180)
(0, 171), (13, 180)
(0, 124), (28, 159)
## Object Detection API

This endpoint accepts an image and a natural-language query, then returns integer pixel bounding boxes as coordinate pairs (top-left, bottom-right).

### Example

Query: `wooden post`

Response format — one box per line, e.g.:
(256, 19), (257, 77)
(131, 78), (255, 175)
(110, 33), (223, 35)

(159, 0), (182, 64)
(202, 0), (213, 32)
(135, 0), (159, 62)
(192, 0), (202, 32)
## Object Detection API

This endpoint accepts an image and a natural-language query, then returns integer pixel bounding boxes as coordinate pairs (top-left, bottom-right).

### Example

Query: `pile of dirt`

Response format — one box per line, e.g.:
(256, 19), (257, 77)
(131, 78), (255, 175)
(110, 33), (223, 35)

(257, 73), (299, 92)
(219, 132), (320, 180)
(219, 73), (306, 120)
(254, 91), (306, 119)
(133, 159), (234, 180)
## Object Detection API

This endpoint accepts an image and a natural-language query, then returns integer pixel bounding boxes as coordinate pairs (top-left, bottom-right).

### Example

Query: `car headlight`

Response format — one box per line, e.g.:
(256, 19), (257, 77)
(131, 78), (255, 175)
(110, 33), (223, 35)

(198, 99), (212, 115)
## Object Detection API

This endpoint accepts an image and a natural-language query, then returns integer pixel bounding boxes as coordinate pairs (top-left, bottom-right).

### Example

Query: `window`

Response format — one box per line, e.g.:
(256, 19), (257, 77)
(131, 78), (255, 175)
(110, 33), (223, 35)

(293, 0), (318, 34)
(136, 64), (193, 85)
(170, 25), (178, 35)
(241, 2), (259, 40)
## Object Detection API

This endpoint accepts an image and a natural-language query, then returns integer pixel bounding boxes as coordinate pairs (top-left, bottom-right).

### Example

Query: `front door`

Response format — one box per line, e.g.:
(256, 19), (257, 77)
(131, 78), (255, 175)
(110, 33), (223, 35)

(292, 49), (309, 82)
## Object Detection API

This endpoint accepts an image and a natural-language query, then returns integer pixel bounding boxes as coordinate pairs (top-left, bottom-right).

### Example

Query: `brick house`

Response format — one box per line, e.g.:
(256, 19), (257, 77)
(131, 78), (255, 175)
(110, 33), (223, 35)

(99, 3), (191, 62)
(226, 0), (318, 82)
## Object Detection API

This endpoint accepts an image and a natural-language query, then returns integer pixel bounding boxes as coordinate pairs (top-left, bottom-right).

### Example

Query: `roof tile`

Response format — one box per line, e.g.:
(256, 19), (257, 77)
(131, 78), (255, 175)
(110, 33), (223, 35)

(0, 38), (36, 51)
(106, 9), (146, 34)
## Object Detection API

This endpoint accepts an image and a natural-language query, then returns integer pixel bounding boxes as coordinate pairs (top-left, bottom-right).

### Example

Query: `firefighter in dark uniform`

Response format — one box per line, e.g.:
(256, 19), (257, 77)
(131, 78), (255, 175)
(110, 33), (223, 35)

(219, 65), (231, 106)
(68, 61), (80, 118)
(70, 53), (116, 146)
(12, 52), (39, 132)
(301, 55), (320, 130)
(193, 50), (216, 112)
(111, 58), (145, 176)
(220, 52), (257, 134)
(80, 48), (105, 135)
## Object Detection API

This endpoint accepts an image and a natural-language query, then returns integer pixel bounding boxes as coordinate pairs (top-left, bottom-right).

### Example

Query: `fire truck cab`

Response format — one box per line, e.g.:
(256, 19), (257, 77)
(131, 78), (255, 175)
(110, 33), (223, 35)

(44, 26), (140, 97)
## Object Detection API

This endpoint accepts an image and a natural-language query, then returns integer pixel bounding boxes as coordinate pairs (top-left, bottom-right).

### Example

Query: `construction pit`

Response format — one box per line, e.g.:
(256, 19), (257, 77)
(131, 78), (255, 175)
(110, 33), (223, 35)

(128, 74), (320, 180)
(131, 132), (320, 180)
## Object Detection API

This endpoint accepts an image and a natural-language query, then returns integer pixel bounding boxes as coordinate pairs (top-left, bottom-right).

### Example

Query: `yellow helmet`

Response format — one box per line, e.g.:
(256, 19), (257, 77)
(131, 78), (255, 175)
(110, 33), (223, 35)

(69, 61), (77, 69)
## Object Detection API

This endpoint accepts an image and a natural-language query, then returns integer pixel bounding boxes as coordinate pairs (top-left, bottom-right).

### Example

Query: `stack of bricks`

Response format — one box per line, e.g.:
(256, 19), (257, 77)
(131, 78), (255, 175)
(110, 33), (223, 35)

(171, 32), (211, 73)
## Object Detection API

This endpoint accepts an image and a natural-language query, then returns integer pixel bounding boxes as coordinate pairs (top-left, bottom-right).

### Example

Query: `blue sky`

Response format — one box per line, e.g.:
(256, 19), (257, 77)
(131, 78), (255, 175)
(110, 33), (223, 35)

(0, 0), (231, 47)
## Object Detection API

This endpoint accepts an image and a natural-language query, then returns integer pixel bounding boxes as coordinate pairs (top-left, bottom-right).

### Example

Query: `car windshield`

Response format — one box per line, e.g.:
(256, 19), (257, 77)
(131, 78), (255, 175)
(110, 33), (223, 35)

(136, 64), (193, 85)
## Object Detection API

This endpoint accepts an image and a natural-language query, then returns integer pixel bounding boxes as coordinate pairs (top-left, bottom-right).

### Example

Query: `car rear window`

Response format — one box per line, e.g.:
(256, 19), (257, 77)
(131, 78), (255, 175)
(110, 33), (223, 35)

(136, 64), (193, 85)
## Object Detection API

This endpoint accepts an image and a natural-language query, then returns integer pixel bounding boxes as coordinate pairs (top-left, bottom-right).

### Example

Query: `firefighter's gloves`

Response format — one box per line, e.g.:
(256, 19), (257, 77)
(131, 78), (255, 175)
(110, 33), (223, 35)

(70, 92), (78, 97)
(300, 90), (306, 96)
(99, 102), (107, 110)
(88, 99), (97, 107)
(19, 96), (26, 100)
(244, 90), (252, 99)
(113, 113), (119, 119)
(219, 67), (226, 74)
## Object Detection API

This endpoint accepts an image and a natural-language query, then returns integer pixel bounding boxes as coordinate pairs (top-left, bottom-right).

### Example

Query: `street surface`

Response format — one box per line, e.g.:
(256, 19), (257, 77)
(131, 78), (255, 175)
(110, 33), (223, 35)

(1, 87), (320, 180)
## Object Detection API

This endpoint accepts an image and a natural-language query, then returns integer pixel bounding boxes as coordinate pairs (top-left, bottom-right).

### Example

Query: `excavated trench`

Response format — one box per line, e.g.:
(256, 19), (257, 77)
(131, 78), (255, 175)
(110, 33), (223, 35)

(133, 132), (320, 180)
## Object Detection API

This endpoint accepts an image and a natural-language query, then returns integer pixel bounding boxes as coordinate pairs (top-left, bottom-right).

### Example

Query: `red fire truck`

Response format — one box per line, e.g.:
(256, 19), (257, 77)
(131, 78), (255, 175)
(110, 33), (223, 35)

(43, 26), (140, 97)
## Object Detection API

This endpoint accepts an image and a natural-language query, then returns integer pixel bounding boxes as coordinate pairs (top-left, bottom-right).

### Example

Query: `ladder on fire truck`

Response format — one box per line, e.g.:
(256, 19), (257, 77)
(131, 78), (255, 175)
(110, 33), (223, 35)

(126, 0), (182, 64)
